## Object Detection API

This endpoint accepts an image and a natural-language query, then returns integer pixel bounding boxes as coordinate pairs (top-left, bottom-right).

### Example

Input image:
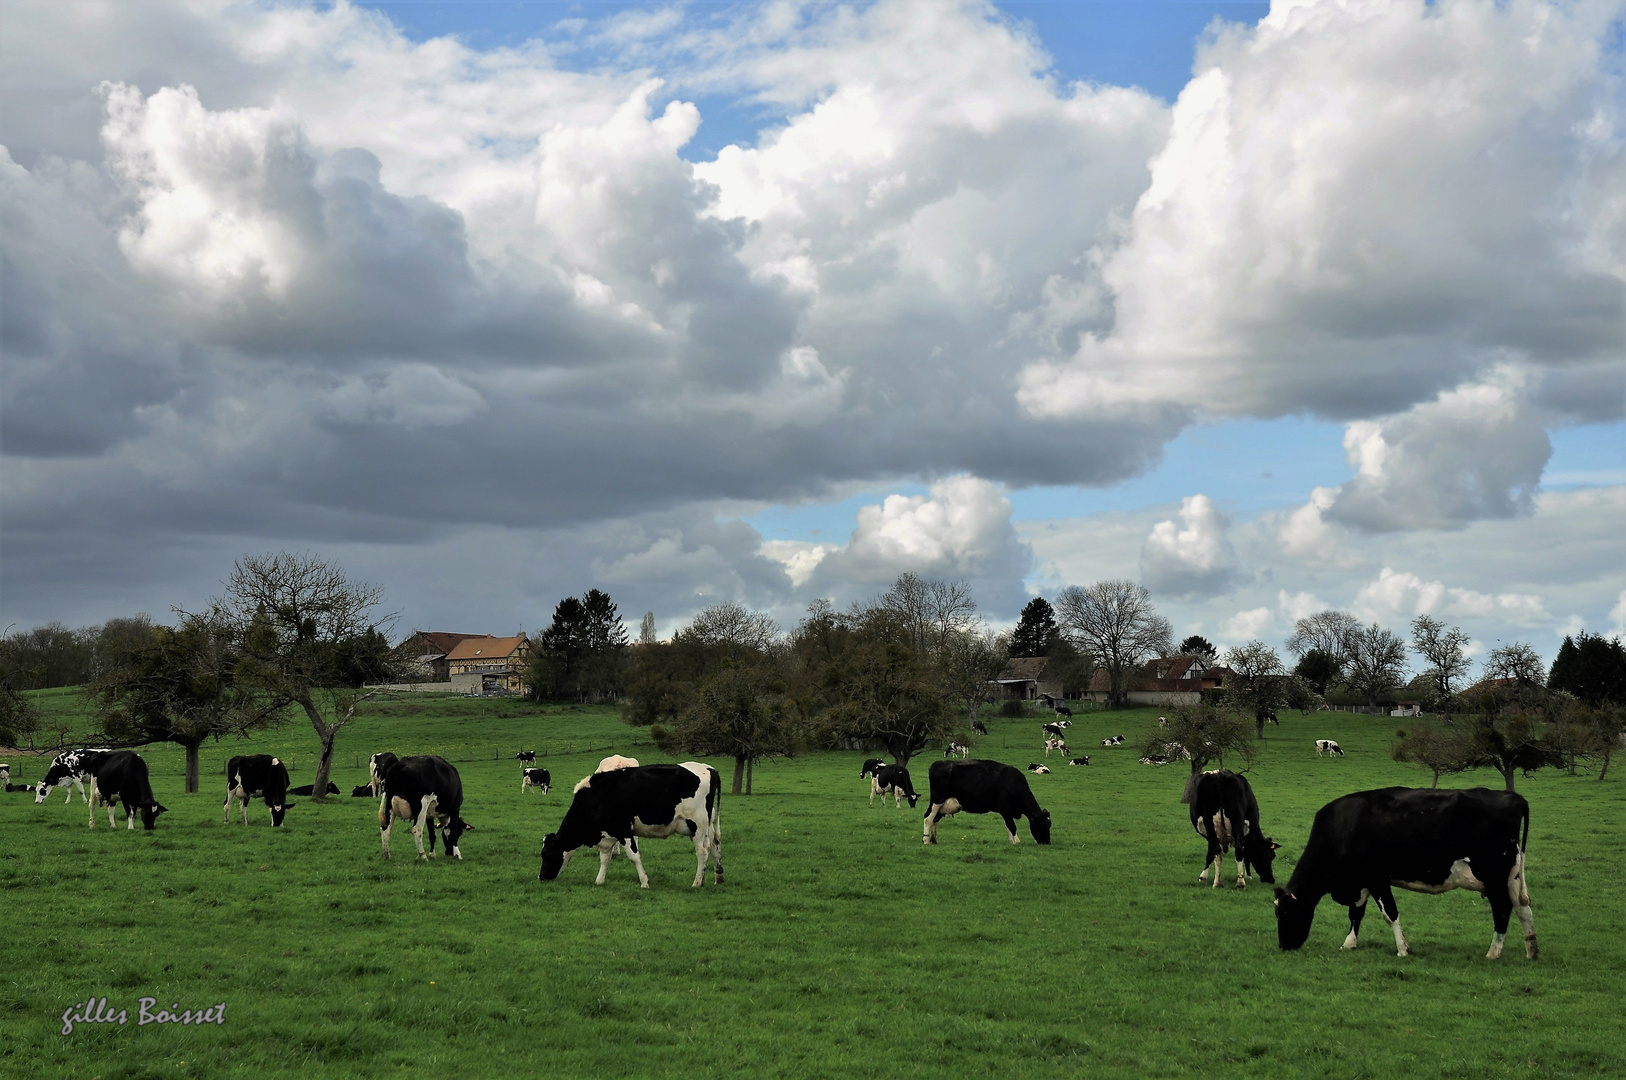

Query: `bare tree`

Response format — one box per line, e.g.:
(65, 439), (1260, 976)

(1484, 642), (1545, 688)
(1411, 615), (1473, 713)
(1285, 610), (1360, 684)
(225, 552), (397, 800)
(868, 573), (980, 661)
(1055, 580), (1173, 707)
(638, 611), (658, 646)
(678, 602), (780, 662)
(1223, 641), (1289, 737)
(939, 628), (1007, 728)
(1344, 623), (1409, 706)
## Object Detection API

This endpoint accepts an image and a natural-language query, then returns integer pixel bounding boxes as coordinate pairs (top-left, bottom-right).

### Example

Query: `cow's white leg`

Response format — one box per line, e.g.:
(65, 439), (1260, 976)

(1344, 891), (1369, 949)
(412, 796), (436, 859)
(1211, 851), (1223, 889)
(379, 797), (400, 858)
(691, 828), (707, 888)
(1375, 894), (1408, 956)
(222, 792), (231, 825)
(126, 803), (135, 830)
(710, 815), (724, 884)
(240, 795), (249, 826)
(595, 843), (614, 885)
(624, 836), (651, 888)
(1235, 856), (1248, 889)
(1510, 852), (1538, 959)
(869, 778), (878, 807)
(923, 804), (940, 845)
(1487, 932), (1506, 960)
(87, 781), (98, 828)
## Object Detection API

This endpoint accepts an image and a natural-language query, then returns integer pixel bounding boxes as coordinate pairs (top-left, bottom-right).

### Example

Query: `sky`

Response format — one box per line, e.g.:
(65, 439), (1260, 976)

(2, 0), (1623, 673)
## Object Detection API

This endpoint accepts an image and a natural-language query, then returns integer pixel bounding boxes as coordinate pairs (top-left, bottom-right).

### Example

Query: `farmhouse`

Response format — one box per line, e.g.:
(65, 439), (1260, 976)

(446, 635), (533, 695)
(994, 656), (1064, 701)
(394, 631), (488, 681)
(1081, 654), (1230, 706)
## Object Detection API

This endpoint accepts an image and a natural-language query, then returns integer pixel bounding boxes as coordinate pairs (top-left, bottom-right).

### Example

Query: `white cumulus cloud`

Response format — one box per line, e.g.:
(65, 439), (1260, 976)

(1140, 494), (1239, 598)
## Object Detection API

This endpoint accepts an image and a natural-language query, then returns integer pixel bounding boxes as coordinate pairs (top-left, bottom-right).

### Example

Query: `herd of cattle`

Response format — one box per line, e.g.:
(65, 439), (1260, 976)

(8, 718), (1538, 960)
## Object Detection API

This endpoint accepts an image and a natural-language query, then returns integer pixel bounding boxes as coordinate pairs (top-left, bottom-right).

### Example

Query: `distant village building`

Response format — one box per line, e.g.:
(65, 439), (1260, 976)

(995, 657), (1065, 701)
(394, 631), (487, 682)
(446, 634), (533, 696)
(1081, 654), (1229, 707)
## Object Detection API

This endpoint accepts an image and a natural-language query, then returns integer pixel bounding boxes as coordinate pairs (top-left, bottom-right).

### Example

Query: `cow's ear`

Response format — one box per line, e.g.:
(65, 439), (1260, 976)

(1270, 840), (1281, 850)
(155, 804), (169, 814)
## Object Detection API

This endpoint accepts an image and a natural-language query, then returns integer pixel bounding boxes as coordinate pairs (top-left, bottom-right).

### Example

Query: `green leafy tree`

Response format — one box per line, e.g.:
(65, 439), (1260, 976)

(1393, 721), (1476, 788)
(534, 589), (630, 702)
(1293, 648), (1342, 696)
(1177, 635), (1217, 662)
(817, 610), (960, 765)
(226, 552), (398, 801)
(0, 680), (42, 748)
(655, 664), (800, 794)
(1141, 702), (1256, 793)
(1010, 598), (1062, 658)
(1548, 632), (1626, 706)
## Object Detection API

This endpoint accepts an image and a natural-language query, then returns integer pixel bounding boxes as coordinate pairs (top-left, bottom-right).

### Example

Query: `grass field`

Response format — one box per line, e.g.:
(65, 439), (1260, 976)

(3, 694), (1623, 1079)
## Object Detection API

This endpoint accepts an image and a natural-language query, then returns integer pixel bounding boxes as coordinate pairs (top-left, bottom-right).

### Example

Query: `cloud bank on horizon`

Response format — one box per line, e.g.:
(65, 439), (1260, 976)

(1, 0), (1622, 658)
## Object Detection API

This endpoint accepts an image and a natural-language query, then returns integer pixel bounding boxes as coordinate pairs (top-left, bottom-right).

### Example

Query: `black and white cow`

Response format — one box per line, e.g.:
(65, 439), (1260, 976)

(1043, 738), (1069, 756)
(860, 758), (887, 781)
(516, 751), (537, 764)
(368, 752), (400, 792)
(378, 755), (472, 860)
(1315, 740), (1344, 757)
(82, 751), (167, 831)
(0, 763), (8, 786)
(1041, 720), (1073, 739)
(521, 768), (552, 793)
(1068, 756), (1091, 766)
(540, 762), (723, 889)
(223, 755), (293, 826)
(1158, 716), (1170, 729)
(33, 748), (114, 804)
(870, 763), (919, 808)
(289, 782), (341, 796)
(1187, 769), (1279, 889)
(1027, 763), (1050, 774)
(922, 759), (1052, 846)
(970, 719), (989, 736)
(1275, 787), (1537, 960)
(943, 743), (970, 759)
(1100, 735), (1126, 747)
(1053, 706), (1073, 719)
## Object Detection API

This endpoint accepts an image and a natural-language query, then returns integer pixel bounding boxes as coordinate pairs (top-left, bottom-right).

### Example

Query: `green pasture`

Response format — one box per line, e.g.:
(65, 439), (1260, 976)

(2, 695), (1623, 1079)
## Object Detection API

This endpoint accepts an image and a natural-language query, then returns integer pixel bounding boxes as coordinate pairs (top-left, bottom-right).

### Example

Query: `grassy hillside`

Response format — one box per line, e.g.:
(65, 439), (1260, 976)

(3, 697), (1621, 1078)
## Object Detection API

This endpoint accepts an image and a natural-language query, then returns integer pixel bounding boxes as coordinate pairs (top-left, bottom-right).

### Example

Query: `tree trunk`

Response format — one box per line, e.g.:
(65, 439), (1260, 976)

(746, 756), (754, 795)
(183, 741), (201, 794)
(1256, 717), (1266, 739)
(1598, 746), (1612, 782)
(1502, 766), (1517, 792)
(1431, 768), (1440, 788)
(731, 755), (745, 795)
(312, 729), (338, 799)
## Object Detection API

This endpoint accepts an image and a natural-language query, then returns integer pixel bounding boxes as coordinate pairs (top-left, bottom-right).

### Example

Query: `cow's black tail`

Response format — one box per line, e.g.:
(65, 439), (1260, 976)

(1521, 800), (1530, 855)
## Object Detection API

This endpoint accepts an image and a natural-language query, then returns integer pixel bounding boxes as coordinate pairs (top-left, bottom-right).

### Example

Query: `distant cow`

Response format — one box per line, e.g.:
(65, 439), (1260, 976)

(1316, 740), (1344, 757)
(1053, 706), (1073, 719)
(943, 743), (970, 759)
(870, 764), (919, 808)
(1027, 763), (1050, 774)
(288, 782), (341, 796)
(1275, 787), (1536, 960)
(923, 760), (1051, 846)
(1158, 717), (1170, 729)
(540, 762), (723, 889)
(1261, 712), (1280, 726)
(516, 751), (537, 764)
(970, 719), (989, 736)
(224, 755), (293, 827)
(1140, 755), (1171, 767)
(34, 748), (113, 805)
(1100, 736), (1126, 747)
(378, 755), (472, 860)
(1068, 757), (1091, 767)
(1043, 738), (1069, 756)
(83, 751), (167, 831)
(0, 764), (8, 786)
(1187, 769), (1278, 889)
(860, 758), (887, 781)
(521, 768), (552, 793)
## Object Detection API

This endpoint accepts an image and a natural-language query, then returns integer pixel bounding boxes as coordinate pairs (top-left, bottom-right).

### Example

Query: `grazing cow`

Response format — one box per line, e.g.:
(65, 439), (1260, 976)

(1068, 757), (1091, 767)
(34, 748), (113, 804)
(1187, 769), (1279, 889)
(1316, 740), (1345, 757)
(1261, 712), (1280, 726)
(970, 719), (989, 736)
(516, 751), (537, 764)
(1275, 787), (1536, 960)
(870, 763), (919, 808)
(860, 758), (887, 781)
(943, 743), (970, 759)
(1100, 736), (1126, 747)
(378, 756), (472, 860)
(1053, 706), (1073, 719)
(540, 762), (723, 889)
(521, 768), (552, 793)
(83, 751), (167, 831)
(1043, 738), (1069, 756)
(223, 755), (293, 827)
(288, 782), (341, 796)
(1027, 763), (1050, 774)
(923, 760), (1051, 846)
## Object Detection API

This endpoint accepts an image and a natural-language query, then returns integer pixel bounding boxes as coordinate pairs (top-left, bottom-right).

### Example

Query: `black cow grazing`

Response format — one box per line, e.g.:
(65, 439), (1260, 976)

(378, 755), (472, 860)
(1275, 787), (1537, 959)
(516, 750), (537, 764)
(1261, 712), (1280, 726)
(923, 760), (1051, 846)
(943, 743), (970, 758)
(860, 758), (887, 781)
(289, 782), (341, 796)
(1027, 763), (1050, 774)
(1053, 706), (1073, 719)
(1315, 740), (1345, 757)
(224, 755), (293, 826)
(1068, 756), (1091, 766)
(870, 764), (919, 808)
(1187, 769), (1279, 889)
(82, 751), (167, 830)
(540, 762), (723, 889)
(521, 768), (552, 793)
(970, 719), (989, 736)
(34, 748), (114, 804)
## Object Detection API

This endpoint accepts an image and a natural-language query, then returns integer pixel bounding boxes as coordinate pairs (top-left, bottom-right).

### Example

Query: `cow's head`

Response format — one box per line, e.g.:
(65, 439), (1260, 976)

(539, 832), (571, 880)
(139, 802), (169, 831)
(904, 790), (920, 808)
(270, 801), (293, 827)
(34, 762), (73, 803)
(442, 817), (472, 855)
(1274, 887), (1316, 950)
(1245, 836), (1281, 884)
(1028, 807), (1052, 845)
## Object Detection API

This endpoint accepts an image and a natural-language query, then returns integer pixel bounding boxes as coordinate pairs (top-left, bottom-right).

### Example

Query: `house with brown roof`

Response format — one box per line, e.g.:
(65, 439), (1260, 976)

(994, 656), (1064, 701)
(446, 634), (533, 695)
(394, 631), (488, 681)
(1081, 655), (1229, 706)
